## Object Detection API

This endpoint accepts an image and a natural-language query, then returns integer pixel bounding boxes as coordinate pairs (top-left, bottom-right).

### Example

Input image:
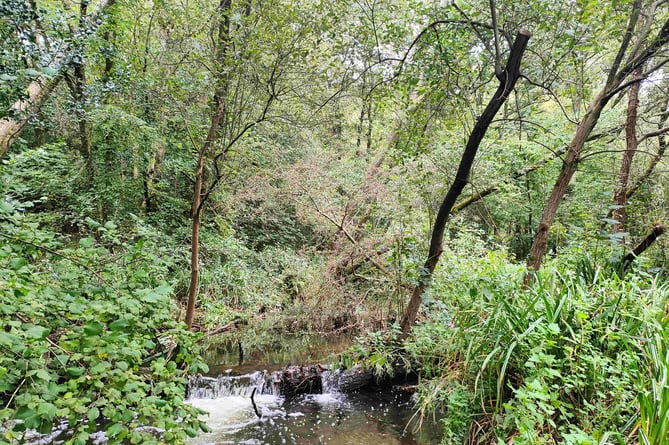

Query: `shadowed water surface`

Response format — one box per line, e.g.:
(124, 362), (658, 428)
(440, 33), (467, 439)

(189, 336), (442, 444)
(189, 381), (441, 445)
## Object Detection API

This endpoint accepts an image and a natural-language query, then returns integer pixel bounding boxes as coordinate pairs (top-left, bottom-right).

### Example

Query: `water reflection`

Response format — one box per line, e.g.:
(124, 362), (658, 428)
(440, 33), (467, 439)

(202, 335), (351, 376)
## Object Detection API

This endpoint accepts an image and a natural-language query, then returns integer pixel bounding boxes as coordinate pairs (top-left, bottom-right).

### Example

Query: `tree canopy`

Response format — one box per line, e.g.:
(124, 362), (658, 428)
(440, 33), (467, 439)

(2, 0), (669, 443)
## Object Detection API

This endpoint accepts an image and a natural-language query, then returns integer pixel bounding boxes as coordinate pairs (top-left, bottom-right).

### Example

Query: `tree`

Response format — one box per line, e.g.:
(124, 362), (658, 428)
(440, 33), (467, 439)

(526, 1), (669, 276)
(400, 28), (530, 334)
(0, 76), (61, 157)
(184, 0), (231, 329)
(0, 0), (116, 158)
(611, 66), (642, 235)
(183, 0), (332, 328)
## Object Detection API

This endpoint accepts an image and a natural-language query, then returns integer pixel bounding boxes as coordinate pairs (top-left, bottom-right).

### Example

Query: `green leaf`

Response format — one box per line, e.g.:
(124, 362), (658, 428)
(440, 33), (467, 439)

(24, 68), (41, 77)
(90, 361), (109, 374)
(106, 423), (126, 438)
(83, 321), (103, 336)
(109, 319), (129, 331)
(37, 402), (57, 420)
(25, 325), (50, 340)
(87, 407), (100, 421)
(79, 237), (94, 248)
(0, 200), (14, 213)
(35, 369), (51, 381)
(185, 427), (199, 438)
(72, 432), (89, 445)
(0, 332), (19, 346)
(10, 257), (27, 271)
(84, 217), (100, 228)
(41, 67), (59, 77)
(67, 367), (85, 377)
(37, 419), (53, 435)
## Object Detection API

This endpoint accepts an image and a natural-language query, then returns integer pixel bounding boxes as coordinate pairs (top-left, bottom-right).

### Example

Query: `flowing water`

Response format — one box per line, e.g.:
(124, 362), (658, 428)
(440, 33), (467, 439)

(188, 338), (443, 445)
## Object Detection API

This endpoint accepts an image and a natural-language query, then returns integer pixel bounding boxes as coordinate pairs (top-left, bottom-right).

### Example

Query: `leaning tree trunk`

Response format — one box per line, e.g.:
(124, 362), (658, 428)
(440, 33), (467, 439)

(526, 9), (669, 278)
(525, 94), (607, 273)
(0, 78), (62, 157)
(612, 67), (642, 234)
(399, 30), (531, 335)
(620, 224), (666, 272)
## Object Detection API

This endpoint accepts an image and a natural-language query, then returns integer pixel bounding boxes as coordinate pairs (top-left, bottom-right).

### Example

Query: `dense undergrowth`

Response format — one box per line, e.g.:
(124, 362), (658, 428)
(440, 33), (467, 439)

(350, 253), (669, 444)
(2, 140), (669, 445)
(0, 143), (388, 443)
(0, 200), (210, 444)
(0, 141), (669, 444)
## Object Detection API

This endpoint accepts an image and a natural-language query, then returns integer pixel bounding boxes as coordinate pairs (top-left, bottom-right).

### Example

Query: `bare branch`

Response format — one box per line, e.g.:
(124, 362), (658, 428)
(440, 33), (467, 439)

(606, 0), (641, 87)
(638, 124), (669, 143)
(305, 191), (392, 277)
(489, 0), (502, 77)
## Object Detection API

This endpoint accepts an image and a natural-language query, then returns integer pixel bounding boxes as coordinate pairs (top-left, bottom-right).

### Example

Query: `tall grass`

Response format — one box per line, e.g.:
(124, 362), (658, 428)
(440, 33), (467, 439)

(406, 261), (669, 444)
(637, 314), (669, 445)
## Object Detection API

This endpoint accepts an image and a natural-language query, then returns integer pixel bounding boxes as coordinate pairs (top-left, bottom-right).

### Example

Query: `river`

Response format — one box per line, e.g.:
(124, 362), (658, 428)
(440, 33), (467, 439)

(187, 336), (443, 444)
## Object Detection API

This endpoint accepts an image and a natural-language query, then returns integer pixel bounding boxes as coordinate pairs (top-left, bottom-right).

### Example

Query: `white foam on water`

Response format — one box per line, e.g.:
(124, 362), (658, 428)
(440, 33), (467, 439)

(304, 392), (346, 407)
(188, 392), (285, 444)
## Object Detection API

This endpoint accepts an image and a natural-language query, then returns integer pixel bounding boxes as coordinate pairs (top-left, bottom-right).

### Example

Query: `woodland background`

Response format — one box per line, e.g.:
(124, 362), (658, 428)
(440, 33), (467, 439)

(2, 0), (669, 443)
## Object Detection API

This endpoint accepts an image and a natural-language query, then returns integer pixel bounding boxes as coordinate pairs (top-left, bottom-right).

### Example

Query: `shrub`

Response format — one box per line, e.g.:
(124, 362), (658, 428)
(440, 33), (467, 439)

(405, 261), (668, 444)
(0, 202), (209, 444)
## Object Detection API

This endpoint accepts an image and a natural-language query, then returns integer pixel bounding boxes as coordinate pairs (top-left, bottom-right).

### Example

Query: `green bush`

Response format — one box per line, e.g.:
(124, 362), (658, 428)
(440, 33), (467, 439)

(0, 202), (209, 444)
(405, 260), (669, 444)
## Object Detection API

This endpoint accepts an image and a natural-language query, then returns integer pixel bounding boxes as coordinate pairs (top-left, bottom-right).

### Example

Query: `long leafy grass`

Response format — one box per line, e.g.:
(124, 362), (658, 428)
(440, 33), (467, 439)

(405, 258), (669, 444)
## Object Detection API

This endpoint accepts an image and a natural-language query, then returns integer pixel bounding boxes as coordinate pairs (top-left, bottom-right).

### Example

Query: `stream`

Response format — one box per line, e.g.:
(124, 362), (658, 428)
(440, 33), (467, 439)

(187, 337), (443, 445)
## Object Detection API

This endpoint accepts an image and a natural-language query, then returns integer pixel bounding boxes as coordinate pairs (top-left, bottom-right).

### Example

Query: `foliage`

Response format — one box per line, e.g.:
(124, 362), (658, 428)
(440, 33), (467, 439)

(344, 323), (406, 378)
(404, 258), (669, 444)
(637, 310), (669, 445)
(0, 201), (209, 444)
(2, 0), (669, 443)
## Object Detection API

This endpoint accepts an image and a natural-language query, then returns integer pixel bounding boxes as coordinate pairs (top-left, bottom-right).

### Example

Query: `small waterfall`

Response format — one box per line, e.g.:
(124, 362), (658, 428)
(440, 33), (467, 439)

(320, 369), (340, 394)
(187, 371), (280, 399)
(187, 365), (377, 401)
(185, 366), (441, 444)
(187, 371), (287, 442)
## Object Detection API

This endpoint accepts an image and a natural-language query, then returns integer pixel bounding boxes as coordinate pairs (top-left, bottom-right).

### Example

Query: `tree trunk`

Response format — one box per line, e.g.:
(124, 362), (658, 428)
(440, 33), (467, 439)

(184, 0), (231, 330)
(621, 224), (666, 272)
(185, 153), (204, 329)
(612, 67), (642, 234)
(0, 78), (62, 158)
(0, 0), (116, 159)
(525, 94), (607, 274)
(184, 104), (224, 329)
(399, 30), (530, 335)
(526, 10), (669, 279)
